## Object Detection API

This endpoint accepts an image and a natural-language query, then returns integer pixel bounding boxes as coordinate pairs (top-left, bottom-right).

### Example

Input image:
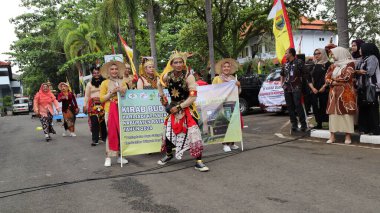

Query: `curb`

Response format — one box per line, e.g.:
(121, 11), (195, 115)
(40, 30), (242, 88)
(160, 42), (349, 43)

(309, 129), (380, 145)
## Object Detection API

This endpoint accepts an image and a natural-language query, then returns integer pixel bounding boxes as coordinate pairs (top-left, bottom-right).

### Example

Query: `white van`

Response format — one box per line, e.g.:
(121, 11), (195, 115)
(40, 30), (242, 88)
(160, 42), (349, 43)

(12, 97), (29, 115)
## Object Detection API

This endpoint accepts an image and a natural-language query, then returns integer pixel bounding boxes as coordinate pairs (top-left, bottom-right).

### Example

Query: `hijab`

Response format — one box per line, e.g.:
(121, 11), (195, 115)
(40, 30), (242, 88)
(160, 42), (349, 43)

(314, 48), (329, 64)
(331, 47), (356, 76)
(36, 83), (55, 103)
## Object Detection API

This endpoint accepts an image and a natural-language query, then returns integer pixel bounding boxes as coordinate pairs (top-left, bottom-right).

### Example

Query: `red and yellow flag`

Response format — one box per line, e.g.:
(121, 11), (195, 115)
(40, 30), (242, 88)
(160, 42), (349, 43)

(267, 0), (294, 64)
(118, 34), (139, 82)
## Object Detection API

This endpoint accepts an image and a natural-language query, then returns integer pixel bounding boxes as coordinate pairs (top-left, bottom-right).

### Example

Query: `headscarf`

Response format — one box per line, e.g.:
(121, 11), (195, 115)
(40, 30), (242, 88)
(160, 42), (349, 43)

(331, 47), (355, 76)
(351, 39), (365, 59)
(313, 48), (329, 64)
(36, 83), (55, 102)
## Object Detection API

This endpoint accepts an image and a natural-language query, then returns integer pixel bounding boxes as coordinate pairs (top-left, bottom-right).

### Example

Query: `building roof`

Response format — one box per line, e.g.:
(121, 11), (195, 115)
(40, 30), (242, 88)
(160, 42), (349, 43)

(298, 16), (334, 31)
(0, 61), (11, 66)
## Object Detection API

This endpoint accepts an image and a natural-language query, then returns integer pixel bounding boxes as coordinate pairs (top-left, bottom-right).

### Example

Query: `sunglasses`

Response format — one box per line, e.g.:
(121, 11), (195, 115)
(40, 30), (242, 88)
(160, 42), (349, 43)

(314, 52), (321, 56)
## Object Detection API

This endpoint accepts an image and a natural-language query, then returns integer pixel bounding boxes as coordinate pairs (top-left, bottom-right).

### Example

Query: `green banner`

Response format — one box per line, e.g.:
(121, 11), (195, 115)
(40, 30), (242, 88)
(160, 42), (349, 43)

(119, 90), (169, 156)
(119, 81), (242, 156)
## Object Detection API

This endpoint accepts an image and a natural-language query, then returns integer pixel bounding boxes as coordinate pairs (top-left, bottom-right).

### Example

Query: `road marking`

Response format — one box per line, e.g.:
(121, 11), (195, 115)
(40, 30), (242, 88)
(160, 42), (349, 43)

(280, 120), (290, 131)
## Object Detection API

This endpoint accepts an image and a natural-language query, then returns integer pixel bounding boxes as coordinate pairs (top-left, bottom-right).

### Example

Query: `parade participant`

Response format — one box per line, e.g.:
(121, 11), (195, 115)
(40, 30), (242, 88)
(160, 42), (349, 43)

(325, 47), (357, 144)
(84, 66), (107, 146)
(57, 82), (79, 137)
(123, 63), (135, 89)
(308, 48), (331, 129)
(33, 83), (61, 141)
(280, 48), (307, 132)
(99, 60), (128, 167)
(194, 71), (208, 86)
(137, 58), (160, 89)
(356, 43), (380, 135)
(351, 39), (365, 62)
(157, 52), (209, 172)
(212, 58), (241, 152)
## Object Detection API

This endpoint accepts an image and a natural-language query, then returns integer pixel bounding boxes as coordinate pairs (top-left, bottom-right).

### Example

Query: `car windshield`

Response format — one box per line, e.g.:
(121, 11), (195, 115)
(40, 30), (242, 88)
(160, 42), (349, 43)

(266, 71), (281, 82)
(14, 99), (29, 104)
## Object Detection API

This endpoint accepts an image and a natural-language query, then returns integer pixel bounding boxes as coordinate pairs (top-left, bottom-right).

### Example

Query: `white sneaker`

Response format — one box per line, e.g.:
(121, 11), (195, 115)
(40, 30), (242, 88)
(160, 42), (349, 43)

(62, 131), (69, 137)
(117, 157), (128, 164)
(230, 144), (239, 150)
(70, 132), (76, 137)
(104, 157), (111, 167)
(223, 145), (231, 152)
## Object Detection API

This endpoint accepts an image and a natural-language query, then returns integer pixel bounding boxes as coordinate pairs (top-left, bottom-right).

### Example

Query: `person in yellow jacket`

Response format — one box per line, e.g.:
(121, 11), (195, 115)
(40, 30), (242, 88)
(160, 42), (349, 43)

(212, 58), (242, 152)
(99, 60), (128, 167)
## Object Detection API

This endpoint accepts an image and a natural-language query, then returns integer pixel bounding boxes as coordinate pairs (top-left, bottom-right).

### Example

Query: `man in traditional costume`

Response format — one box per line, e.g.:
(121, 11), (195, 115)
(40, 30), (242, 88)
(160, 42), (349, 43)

(157, 52), (209, 172)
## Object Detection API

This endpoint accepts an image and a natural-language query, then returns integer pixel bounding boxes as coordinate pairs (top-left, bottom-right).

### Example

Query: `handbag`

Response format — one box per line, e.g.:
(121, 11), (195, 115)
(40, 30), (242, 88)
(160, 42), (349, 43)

(365, 75), (377, 103)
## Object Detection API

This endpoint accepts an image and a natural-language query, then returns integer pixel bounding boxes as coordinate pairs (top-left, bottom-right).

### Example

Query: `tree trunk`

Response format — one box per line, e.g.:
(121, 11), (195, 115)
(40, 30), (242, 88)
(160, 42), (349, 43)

(116, 22), (123, 54)
(335, 0), (349, 48)
(205, 0), (215, 79)
(147, 0), (158, 70)
(129, 16), (138, 71)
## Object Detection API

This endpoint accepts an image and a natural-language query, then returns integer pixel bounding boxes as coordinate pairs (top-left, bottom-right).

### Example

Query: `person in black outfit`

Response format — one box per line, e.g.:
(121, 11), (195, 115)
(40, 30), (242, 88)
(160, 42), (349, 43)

(281, 48), (307, 131)
(356, 43), (380, 135)
(308, 48), (331, 129)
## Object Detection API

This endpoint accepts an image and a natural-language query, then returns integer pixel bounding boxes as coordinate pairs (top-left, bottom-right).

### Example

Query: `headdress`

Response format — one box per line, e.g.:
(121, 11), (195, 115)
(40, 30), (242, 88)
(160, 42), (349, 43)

(215, 58), (239, 75)
(100, 60), (125, 79)
(159, 51), (188, 87)
(58, 82), (70, 91)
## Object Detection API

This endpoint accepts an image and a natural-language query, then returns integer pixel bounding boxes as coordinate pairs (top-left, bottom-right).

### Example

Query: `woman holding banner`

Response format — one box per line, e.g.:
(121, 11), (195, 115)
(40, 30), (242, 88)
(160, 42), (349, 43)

(84, 66), (107, 146)
(33, 83), (61, 142)
(212, 58), (242, 152)
(137, 58), (160, 89)
(58, 82), (79, 137)
(100, 60), (128, 167)
(157, 51), (209, 172)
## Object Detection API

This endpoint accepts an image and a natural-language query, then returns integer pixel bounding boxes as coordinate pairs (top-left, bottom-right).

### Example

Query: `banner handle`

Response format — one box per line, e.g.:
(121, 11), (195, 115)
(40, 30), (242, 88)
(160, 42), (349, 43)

(117, 92), (123, 168)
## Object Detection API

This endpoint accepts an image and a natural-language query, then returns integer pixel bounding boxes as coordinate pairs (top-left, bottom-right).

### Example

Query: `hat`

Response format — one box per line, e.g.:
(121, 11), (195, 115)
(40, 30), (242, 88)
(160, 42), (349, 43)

(58, 82), (70, 91)
(215, 58), (239, 75)
(100, 60), (125, 78)
(159, 51), (189, 87)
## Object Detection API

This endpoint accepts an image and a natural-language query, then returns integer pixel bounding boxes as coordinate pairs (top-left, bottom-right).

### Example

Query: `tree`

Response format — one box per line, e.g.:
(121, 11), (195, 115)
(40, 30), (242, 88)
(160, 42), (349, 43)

(335, 0), (349, 48)
(319, 0), (380, 44)
(205, 0), (215, 78)
(145, 0), (159, 69)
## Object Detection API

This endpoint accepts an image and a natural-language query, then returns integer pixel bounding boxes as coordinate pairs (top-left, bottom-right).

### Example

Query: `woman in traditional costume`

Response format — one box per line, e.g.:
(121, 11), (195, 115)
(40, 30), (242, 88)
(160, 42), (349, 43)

(137, 58), (160, 89)
(157, 52), (209, 172)
(99, 60), (128, 167)
(325, 47), (357, 144)
(34, 83), (61, 141)
(84, 66), (107, 146)
(58, 82), (79, 137)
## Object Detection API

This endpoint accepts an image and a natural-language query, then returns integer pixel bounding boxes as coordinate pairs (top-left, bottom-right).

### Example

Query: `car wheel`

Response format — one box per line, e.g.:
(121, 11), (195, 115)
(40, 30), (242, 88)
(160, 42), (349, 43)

(239, 98), (249, 115)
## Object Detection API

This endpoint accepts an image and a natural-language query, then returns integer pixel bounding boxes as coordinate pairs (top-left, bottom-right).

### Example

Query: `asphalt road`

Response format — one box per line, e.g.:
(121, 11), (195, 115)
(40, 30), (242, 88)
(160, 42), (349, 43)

(0, 112), (379, 213)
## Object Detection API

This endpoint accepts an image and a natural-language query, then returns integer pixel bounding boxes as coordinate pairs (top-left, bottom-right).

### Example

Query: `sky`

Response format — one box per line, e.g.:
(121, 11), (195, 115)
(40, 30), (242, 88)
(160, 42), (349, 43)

(0, 0), (25, 72)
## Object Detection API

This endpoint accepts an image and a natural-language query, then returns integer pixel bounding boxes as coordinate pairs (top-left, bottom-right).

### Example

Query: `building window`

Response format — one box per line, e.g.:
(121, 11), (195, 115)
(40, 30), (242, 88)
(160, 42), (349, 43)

(319, 38), (325, 41)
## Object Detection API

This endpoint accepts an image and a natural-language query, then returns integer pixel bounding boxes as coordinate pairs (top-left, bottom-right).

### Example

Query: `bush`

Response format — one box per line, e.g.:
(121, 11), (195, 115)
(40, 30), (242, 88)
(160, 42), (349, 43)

(0, 96), (13, 111)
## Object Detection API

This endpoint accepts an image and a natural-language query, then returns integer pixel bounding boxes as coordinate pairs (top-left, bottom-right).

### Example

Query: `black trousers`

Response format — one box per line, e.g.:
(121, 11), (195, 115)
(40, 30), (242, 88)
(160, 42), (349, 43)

(284, 90), (307, 128)
(358, 93), (380, 135)
(90, 115), (107, 142)
(165, 137), (202, 160)
(311, 92), (329, 125)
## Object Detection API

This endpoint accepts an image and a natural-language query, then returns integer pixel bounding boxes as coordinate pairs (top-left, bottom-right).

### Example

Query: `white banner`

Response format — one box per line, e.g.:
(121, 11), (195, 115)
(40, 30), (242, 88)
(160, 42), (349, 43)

(258, 81), (286, 112)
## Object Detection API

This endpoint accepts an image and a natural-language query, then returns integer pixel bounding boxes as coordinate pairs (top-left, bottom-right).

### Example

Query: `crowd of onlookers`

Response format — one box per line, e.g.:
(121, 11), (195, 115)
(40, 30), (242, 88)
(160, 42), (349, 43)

(281, 41), (380, 144)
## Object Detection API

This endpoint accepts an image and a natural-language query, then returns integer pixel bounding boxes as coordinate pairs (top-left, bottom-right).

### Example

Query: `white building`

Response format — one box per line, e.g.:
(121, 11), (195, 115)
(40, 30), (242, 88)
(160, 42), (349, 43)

(0, 61), (23, 99)
(238, 17), (336, 64)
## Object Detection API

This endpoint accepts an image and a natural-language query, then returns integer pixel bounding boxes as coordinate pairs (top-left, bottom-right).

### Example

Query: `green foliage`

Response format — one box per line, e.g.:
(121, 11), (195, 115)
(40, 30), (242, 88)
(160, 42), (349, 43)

(318, 0), (380, 42)
(0, 96), (13, 112)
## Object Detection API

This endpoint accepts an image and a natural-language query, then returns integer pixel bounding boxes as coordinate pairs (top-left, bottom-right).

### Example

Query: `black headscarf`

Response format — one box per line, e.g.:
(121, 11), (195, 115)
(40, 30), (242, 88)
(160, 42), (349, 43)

(361, 43), (380, 62)
(351, 39), (365, 59)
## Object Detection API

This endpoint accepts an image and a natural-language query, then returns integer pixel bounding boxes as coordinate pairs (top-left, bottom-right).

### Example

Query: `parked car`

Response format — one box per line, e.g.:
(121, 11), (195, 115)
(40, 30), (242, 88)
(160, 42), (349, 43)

(12, 97), (30, 115)
(238, 74), (266, 115)
(258, 68), (287, 113)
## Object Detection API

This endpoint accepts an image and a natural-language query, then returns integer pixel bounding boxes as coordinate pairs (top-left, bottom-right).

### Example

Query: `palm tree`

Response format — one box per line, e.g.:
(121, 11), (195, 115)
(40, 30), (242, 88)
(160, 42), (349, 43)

(97, 0), (139, 69)
(205, 0), (215, 79)
(335, 0), (349, 48)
